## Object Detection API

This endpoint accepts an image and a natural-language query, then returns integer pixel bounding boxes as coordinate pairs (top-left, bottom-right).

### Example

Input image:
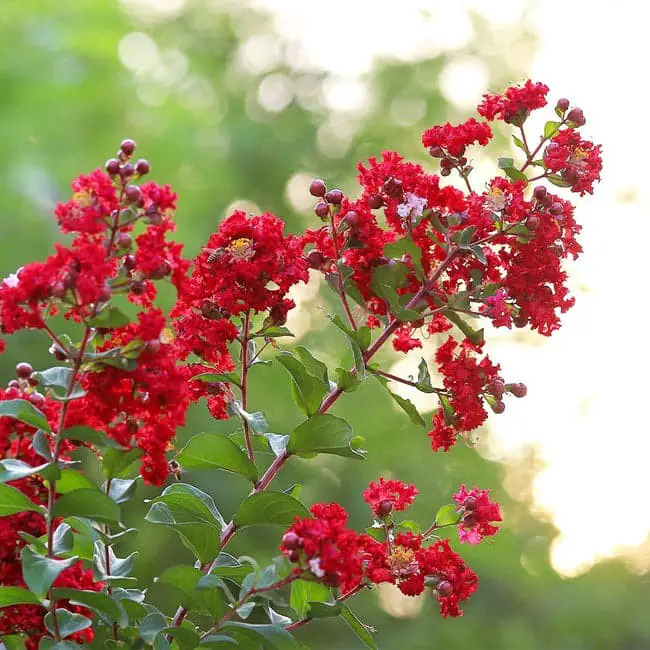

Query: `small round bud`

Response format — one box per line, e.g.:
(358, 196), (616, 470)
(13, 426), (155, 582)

(149, 261), (171, 280)
(27, 374), (40, 387)
(463, 496), (478, 510)
(440, 158), (454, 169)
(376, 499), (394, 517)
(533, 185), (547, 200)
(306, 250), (326, 269)
(514, 314), (528, 328)
(488, 379), (505, 400)
(437, 580), (453, 597)
(463, 512), (477, 527)
(16, 362), (33, 379)
(314, 202), (330, 219)
(135, 158), (150, 176)
(53, 346), (68, 361)
(343, 210), (359, 229)
(525, 214), (540, 231)
(120, 163), (135, 180)
(99, 285), (112, 302)
(120, 139), (136, 156)
(383, 177), (403, 198)
(509, 382), (528, 398)
(549, 202), (564, 216)
(428, 146), (445, 158)
(309, 179), (327, 197)
(566, 107), (585, 126)
(491, 400), (506, 414)
(288, 549), (300, 562)
(458, 156), (467, 166)
(561, 169), (579, 185)
(51, 282), (67, 299)
(556, 98), (570, 112)
(130, 280), (147, 295)
(282, 532), (301, 550)
(116, 232), (132, 249)
(62, 270), (78, 290)
(144, 339), (161, 355)
(125, 184), (142, 204)
(8, 380), (20, 390)
(29, 391), (45, 406)
(124, 254), (137, 271)
(324, 188), (344, 205)
(105, 158), (121, 175)
(440, 168), (451, 177)
(367, 193), (384, 210)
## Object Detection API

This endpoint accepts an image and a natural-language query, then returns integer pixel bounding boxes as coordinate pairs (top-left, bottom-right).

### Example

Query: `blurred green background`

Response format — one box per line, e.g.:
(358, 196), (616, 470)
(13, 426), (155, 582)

(1, 1), (649, 648)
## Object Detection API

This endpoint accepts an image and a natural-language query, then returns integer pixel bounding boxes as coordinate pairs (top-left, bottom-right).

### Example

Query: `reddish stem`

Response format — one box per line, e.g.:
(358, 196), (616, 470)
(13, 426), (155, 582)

(330, 212), (358, 331)
(240, 311), (255, 463)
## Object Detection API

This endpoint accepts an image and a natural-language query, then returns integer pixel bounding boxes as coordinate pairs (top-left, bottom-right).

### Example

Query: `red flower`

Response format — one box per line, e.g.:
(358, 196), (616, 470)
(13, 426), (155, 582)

(363, 477), (418, 516)
(543, 129), (602, 195)
(453, 485), (502, 544)
(478, 80), (549, 124)
(422, 118), (493, 157)
(392, 324), (422, 353)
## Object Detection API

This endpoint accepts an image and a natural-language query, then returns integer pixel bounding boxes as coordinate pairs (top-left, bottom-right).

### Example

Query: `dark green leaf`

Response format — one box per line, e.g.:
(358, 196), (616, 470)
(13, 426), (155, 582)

(107, 477), (138, 504)
(451, 225), (476, 247)
(140, 611), (168, 644)
(370, 263), (421, 322)
(435, 504), (461, 526)
(87, 307), (131, 328)
(469, 244), (487, 265)
(294, 347), (329, 386)
(512, 135), (527, 153)
(254, 326), (294, 339)
(0, 483), (42, 516)
(503, 167), (529, 182)
(287, 414), (365, 459)
(61, 426), (124, 449)
(306, 601), (342, 618)
(44, 609), (91, 639)
(334, 367), (360, 393)
(340, 605), (377, 649)
(32, 367), (85, 401)
(193, 372), (242, 390)
(383, 237), (424, 279)
(162, 626), (201, 649)
(38, 639), (79, 650)
(548, 174), (572, 187)
(21, 546), (77, 598)
(0, 399), (51, 432)
(52, 488), (121, 525)
(177, 433), (258, 482)
(199, 636), (239, 648)
(155, 565), (202, 609)
(416, 358), (435, 393)
(2, 635), (26, 650)
(102, 447), (142, 479)
(371, 373), (425, 426)
(55, 469), (96, 493)
(0, 459), (52, 483)
(52, 523), (74, 555)
(32, 429), (53, 462)
(221, 622), (298, 650)
(290, 579), (329, 618)
(0, 586), (41, 606)
(276, 353), (328, 417)
(443, 309), (485, 345)
(51, 587), (122, 622)
(234, 491), (309, 528)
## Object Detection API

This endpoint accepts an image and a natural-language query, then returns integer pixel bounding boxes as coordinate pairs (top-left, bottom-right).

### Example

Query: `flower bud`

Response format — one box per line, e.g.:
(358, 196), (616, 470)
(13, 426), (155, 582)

(525, 214), (540, 231)
(135, 159), (150, 176)
(533, 185), (547, 200)
(8, 380), (20, 390)
(440, 168), (451, 177)
(16, 362), (33, 379)
(440, 158), (454, 169)
(377, 499), (393, 517)
(288, 550), (300, 562)
(463, 512), (477, 527)
(561, 169), (579, 186)
(306, 250), (326, 269)
(383, 177), (403, 198)
(566, 107), (586, 126)
(120, 139), (136, 156)
(149, 261), (171, 280)
(309, 179), (327, 197)
(488, 379), (505, 400)
(367, 193), (384, 210)
(29, 391), (45, 406)
(556, 98), (570, 112)
(130, 280), (147, 295)
(325, 189), (343, 205)
(99, 285), (112, 302)
(116, 232), (132, 249)
(463, 496), (478, 510)
(428, 146), (445, 158)
(314, 202), (330, 219)
(343, 210), (359, 229)
(282, 532), (301, 550)
(508, 382), (527, 398)
(124, 254), (137, 271)
(125, 184), (142, 204)
(120, 163), (135, 180)
(436, 580), (453, 597)
(144, 339), (161, 355)
(51, 282), (67, 299)
(491, 400), (506, 414)
(27, 374), (40, 387)
(549, 202), (564, 216)
(105, 158), (120, 175)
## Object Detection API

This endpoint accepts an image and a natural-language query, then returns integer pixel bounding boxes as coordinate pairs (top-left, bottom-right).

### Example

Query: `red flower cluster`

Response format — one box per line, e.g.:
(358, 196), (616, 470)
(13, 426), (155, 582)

(428, 337), (504, 452)
(453, 485), (502, 544)
(478, 80), (549, 123)
(422, 118), (493, 157)
(544, 129), (603, 195)
(363, 477), (418, 517)
(281, 486), (480, 617)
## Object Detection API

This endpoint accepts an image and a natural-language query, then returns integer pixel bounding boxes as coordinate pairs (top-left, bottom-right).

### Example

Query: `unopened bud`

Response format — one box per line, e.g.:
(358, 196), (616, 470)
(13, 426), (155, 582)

(383, 177), (403, 198)
(325, 189), (344, 205)
(314, 202), (330, 219)
(508, 382), (527, 398)
(533, 185), (547, 200)
(309, 179), (327, 197)
(514, 314), (527, 328)
(376, 499), (393, 517)
(525, 214), (540, 231)
(306, 250), (326, 269)
(556, 98), (570, 112)
(440, 168), (451, 177)
(343, 211), (359, 229)
(30, 391), (45, 406)
(436, 580), (453, 597)
(549, 202), (564, 216)
(282, 532), (301, 550)
(429, 146), (445, 158)
(135, 158), (150, 176)
(566, 107), (586, 126)
(124, 254), (137, 271)
(367, 193), (384, 210)
(130, 280), (147, 295)
(105, 158), (120, 175)
(16, 362), (33, 379)
(125, 184), (142, 204)
(120, 139), (136, 156)
(491, 400), (506, 414)
(116, 232), (132, 249)
(463, 496), (478, 510)
(463, 512), (477, 527)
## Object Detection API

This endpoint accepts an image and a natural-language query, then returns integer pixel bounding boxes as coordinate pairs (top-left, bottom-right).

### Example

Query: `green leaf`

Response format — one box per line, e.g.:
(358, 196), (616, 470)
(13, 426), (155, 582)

(51, 587), (122, 623)
(306, 601), (342, 618)
(22, 546), (78, 599)
(55, 469), (96, 493)
(176, 433), (258, 482)
(263, 433), (289, 458)
(221, 622), (298, 650)
(503, 167), (529, 182)
(512, 135), (527, 153)
(2, 636), (26, 650)
(287, 414), (365, 459)
(443, 309), (485, 345)
(107, 477), (138, 504)
(52, 488), (121, 525)
(234, 491), (309, 528)
(383, 237), (424, 279)
(32, 430), (53, 462)
(544, 120), (561, 138)
(469, 244), (487, 265)
(199, 635), (239, 648)
(254, 326), (294, 339)
(415, 358), (436, 394)
(0, 399), (51, 432)
(276, 352), (328, 417)
(435, 504), (461, 526)
(334, 367), (360, 393)
(0, 459), (53, 483)
(294, 347), (329, 386)
(87, 307), (131, 328)
(398, 519), (422, 534)
(145, 483), (224, 564)
(102, 447), (142, 479)
(0, 483), (42, 516)
(44, 609), (91, 639)
(0, 585), (41, 606)
(193, 372), (242, 390)
(229, 403), (269, 435)
(140, 611), (168, 644)
(340, 605), (377, 649)
(451, 225), (476, 247)
(328, 315), (371, 351)
(61, 426), (124, 449)
(38, 639), (79, 650)
(162, 626), (201, 650)
(155, 565), (203, 609)
(52, 523), (74, 555)
(498, 157), (514, 169)
(32, 367), (85, 401)
(370, 263), (421, 322)
(548, 174), (572, 188)
(290, 579), (330, 618)
(371, 372), (425, 426)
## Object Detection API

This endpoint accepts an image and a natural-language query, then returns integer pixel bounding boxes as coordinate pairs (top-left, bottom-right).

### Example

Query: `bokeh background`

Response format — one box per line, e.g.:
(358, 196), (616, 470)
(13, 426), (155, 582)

(1, 0), (649, 648)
